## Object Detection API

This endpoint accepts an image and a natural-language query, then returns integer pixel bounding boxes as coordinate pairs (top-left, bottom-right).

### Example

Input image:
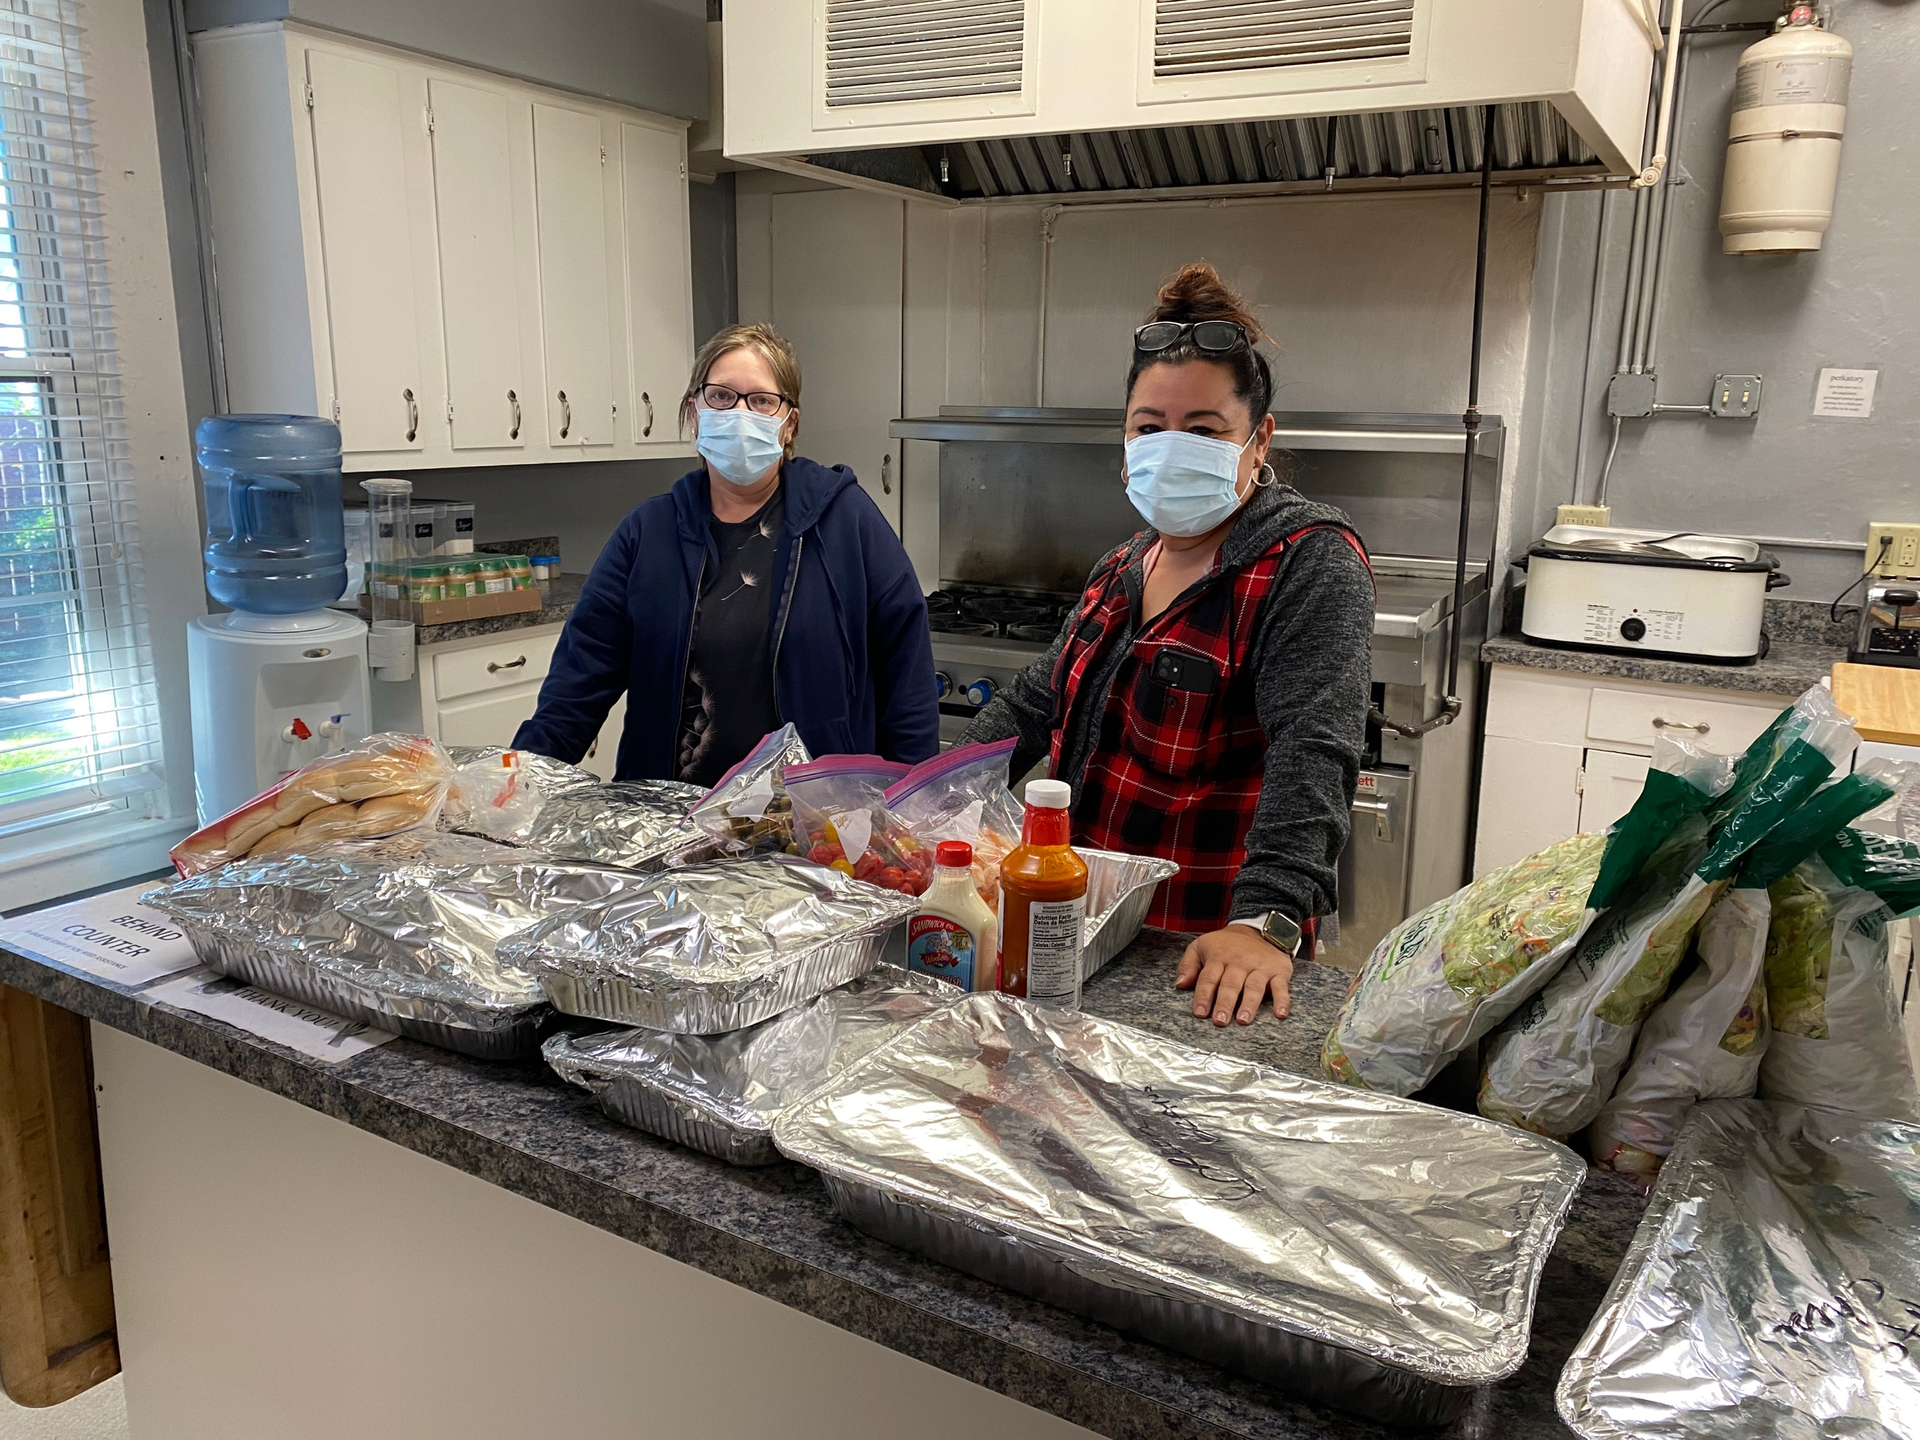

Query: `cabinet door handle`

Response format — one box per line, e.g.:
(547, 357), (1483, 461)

(558, 390), (571, 440)
(881, 453), (893, 495)
(486, 655), (528, 674)
(1651, 717), (1710, 735)
(508, 388), (521, 440)
(641, 391), (653, 438)
(404, 387), (418, 443)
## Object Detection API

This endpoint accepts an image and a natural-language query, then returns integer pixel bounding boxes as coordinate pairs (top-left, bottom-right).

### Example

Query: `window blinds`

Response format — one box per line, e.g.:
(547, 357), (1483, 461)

(0, 0), (165, 838)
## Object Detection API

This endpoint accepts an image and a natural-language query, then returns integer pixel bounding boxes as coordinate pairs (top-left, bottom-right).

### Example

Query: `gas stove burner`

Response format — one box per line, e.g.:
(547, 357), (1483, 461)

(1007, 622), (1060, 645)
(929, 617), (998, 637)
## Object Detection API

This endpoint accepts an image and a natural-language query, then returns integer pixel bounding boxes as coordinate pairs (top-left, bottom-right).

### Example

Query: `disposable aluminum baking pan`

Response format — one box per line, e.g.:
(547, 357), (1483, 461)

(178, 923), (545, 1058)
(544, 966), (956, 1164)
(447, 746), (713, 870)
(775, 994), (1585, 1427)
(503, 856), (919, 1034)
(144, 832), (641, 1059)
(1558, 1098), (1920, 1440)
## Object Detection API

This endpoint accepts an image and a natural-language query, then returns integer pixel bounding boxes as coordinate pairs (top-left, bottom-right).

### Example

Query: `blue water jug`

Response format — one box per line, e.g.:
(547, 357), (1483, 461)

(196, 414), (347, 614)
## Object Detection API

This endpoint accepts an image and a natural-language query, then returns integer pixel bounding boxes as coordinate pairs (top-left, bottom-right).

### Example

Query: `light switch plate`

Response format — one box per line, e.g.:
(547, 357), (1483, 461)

(1711, 374), (1763, 418)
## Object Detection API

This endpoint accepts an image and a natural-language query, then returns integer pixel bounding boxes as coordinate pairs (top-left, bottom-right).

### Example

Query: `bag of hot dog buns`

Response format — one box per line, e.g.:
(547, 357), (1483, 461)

(169, 733), (457, 877)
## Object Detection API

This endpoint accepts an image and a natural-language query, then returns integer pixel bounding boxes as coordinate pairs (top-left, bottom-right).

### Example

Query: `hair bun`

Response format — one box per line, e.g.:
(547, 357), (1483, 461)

(1149, 262), (1269, 342)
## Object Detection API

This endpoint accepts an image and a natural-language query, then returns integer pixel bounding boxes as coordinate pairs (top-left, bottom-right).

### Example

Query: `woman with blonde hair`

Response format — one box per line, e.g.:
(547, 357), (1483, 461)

(516, 324), (938, 782)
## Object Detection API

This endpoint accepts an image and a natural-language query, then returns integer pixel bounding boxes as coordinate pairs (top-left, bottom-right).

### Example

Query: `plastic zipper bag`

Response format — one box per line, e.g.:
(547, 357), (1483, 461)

(884, 739), (1026, 910)
(687, 724), (812, 856)
(786, 756), (928, 896)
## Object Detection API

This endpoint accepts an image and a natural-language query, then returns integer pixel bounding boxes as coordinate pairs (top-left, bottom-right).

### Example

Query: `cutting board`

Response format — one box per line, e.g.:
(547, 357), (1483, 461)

(1832, 663), (1920, 746)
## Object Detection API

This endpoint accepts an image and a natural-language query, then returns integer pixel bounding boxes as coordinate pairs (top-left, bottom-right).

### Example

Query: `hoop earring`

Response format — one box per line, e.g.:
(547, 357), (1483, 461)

(1254, 462), (1277, 488)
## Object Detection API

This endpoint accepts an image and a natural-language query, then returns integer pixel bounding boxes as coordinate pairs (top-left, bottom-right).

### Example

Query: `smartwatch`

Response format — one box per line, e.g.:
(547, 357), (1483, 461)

(1232, 911), (1302, 958)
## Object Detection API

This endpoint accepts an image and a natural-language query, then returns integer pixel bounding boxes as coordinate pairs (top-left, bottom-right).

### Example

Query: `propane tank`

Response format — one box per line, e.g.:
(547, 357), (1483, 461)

(1719, 5), (1852, 254)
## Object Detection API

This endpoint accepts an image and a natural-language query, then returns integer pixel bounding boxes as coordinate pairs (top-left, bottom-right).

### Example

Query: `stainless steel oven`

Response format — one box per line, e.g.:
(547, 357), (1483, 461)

(897, 408), (1501, 963)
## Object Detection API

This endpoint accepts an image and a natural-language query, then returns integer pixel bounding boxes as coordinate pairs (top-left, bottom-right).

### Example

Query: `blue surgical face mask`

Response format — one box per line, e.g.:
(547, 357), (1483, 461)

(697, 406), (787, 486)
(1123, 429), (1256, 537)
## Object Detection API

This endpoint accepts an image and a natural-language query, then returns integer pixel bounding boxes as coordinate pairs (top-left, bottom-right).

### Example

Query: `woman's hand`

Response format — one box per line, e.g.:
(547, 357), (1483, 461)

(1175, 926), (1292, 1026)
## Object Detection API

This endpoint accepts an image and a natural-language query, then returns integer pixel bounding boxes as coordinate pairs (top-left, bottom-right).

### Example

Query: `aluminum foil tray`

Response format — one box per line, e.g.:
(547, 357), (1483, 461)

(144, 832), (641, 1059)
(447, 746), (713, 870)
(502, 856), (919, 1034)
(544, 966), (957, 1164)
(180, 924), (545, 1058)
(775, 994), (1585, 1427)
(1558, 1099), (1920, 1440)
(1080, 849), (1180, 979)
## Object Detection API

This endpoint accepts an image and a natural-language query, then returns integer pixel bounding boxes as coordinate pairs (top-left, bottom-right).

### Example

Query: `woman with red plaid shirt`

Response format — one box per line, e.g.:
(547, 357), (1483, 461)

(959, 264), (1374, 1029)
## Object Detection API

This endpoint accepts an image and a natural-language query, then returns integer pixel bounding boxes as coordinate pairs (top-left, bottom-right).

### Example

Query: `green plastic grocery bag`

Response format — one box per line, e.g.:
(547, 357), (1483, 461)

(1586, 766), (1904, 1182)
(1759, 825), (1920, 1121)
(1321, 735), (1734, 1097)
(1478, 685), (1858, 1138)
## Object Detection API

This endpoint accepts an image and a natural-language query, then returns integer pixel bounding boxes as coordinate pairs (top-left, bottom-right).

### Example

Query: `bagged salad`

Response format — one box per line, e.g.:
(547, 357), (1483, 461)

(687, 724), (812, 856)
(1589, 765), (1906, 1182)
(1758, 824), (1920, 1121)
(1321, 734), (1732, 1096)
(1479, 685), (1858, 1138)
(785, 756), (930, 896)
(883, 739), (1025, 910)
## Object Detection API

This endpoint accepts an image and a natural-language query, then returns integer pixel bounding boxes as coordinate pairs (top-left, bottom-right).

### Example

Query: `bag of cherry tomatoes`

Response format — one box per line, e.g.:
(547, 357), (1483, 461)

(783, 756), (933, 897)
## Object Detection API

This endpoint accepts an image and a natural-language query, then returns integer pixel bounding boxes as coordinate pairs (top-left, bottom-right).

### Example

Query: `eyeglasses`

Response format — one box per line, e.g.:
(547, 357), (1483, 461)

(1133, 320), (1250, 356)
(697, 383), (793, 417)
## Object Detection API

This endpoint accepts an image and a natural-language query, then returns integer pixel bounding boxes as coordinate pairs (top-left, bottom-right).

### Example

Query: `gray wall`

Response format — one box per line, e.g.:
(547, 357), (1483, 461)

(1515, 0), (1919, 601)
(185, 0), (708, 118)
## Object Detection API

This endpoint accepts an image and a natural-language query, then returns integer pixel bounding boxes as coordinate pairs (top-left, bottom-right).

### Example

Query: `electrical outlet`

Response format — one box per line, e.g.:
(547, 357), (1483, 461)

(1866, 522), (1920, 577)
(1557, 504), (1611, 527)
(1710, 374), (1763, 418)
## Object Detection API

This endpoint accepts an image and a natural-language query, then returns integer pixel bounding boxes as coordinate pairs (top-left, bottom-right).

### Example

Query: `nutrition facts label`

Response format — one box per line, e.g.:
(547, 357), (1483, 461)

(1583, 605), (1686, 646)
(1024, 897), (1087, 1006)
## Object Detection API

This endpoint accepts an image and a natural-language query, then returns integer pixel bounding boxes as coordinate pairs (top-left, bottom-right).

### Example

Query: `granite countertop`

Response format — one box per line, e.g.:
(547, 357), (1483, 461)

(415, 572), (587, 647)
(0, 924), (1646, 1440)
(1481, 596), (1852, 697)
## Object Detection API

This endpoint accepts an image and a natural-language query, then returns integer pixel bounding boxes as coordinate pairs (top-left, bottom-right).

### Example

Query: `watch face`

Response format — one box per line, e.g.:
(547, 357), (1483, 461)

(1262, 913), (1302, 955)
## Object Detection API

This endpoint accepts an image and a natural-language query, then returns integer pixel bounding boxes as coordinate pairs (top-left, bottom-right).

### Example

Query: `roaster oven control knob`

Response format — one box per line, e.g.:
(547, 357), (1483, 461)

(934, 671), (953, 700)
(1619, 616), (1647, 642)
(965, 677), (997, 707)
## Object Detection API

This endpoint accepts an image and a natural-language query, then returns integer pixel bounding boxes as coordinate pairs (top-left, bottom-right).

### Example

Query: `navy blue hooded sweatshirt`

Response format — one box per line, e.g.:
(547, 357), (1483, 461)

(513, 457), (940, 780)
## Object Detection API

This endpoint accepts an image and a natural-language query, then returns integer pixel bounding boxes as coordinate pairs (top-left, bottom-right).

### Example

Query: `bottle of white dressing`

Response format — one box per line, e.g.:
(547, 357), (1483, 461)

(907, 841), (999, 993)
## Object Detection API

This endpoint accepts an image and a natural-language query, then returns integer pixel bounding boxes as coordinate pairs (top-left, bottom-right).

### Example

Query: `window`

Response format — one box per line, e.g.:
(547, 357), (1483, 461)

(0, 0), (164, 839)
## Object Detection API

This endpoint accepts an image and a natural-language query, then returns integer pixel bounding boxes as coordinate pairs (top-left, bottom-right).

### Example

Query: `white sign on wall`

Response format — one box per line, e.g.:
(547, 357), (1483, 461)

(1812, 367), (1879, 418)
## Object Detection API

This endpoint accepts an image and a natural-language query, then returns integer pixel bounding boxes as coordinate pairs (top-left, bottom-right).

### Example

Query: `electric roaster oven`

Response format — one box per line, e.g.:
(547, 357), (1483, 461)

(1519, 525), (1787, 663)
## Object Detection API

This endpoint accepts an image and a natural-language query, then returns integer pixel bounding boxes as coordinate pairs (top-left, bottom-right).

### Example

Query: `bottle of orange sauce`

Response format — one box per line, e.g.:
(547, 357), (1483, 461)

(995, 779), (1090, 1009)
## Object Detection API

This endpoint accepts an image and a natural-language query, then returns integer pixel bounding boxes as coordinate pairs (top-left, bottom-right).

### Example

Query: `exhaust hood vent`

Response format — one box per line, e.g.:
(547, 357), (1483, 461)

(1154, 0), (1416, 78)
(825, 0), (1026, 109)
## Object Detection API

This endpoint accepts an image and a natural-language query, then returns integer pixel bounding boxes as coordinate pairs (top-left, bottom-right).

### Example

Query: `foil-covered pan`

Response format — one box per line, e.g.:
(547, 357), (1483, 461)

(1079, 849), (1180, 979)
(447, 746), (714, 870)
(543, 965), (957, 1164)
(143, 832), (640, 1058)
(775, 994), (1585, 1427)
(501, 856), (919, 1034)
(1558, 1099), (1920, 1440)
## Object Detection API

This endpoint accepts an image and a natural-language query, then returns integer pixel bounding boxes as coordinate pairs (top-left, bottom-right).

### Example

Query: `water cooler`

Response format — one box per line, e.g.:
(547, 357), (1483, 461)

(186, 416), (373, 824)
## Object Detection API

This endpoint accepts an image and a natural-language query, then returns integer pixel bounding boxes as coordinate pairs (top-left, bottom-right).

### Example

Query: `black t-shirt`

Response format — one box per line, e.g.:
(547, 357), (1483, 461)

(675, 488), (784, 785)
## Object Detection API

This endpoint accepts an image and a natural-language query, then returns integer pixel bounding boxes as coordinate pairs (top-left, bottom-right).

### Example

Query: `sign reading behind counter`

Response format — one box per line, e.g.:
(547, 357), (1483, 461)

(0, 879), (200, 988)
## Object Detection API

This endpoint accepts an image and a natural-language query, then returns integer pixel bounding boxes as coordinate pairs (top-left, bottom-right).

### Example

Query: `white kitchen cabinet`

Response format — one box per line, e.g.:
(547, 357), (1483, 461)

(371, 626), (625, 768)
(532, 104), (617, 451)
(621, 121), (694, 451)
(1474, 666), (1789, 877)
(195, 22), (694, 471)
(1577, 748), (1652, 837)
(303, 49), (431, 455)
(428, 78), (532, 453)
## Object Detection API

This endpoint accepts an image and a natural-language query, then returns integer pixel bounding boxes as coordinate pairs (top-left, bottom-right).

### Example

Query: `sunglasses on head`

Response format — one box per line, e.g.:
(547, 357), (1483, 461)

(1133, 320), (1250, 356)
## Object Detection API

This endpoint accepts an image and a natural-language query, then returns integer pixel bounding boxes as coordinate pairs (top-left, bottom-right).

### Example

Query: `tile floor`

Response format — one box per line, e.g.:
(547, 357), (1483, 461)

(0, 1377), (127, 1440)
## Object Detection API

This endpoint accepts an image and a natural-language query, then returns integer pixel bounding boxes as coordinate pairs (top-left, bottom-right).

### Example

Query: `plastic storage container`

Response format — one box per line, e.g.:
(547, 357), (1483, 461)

(439, 501), (475, 554)
(195, 414), (347, 614)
